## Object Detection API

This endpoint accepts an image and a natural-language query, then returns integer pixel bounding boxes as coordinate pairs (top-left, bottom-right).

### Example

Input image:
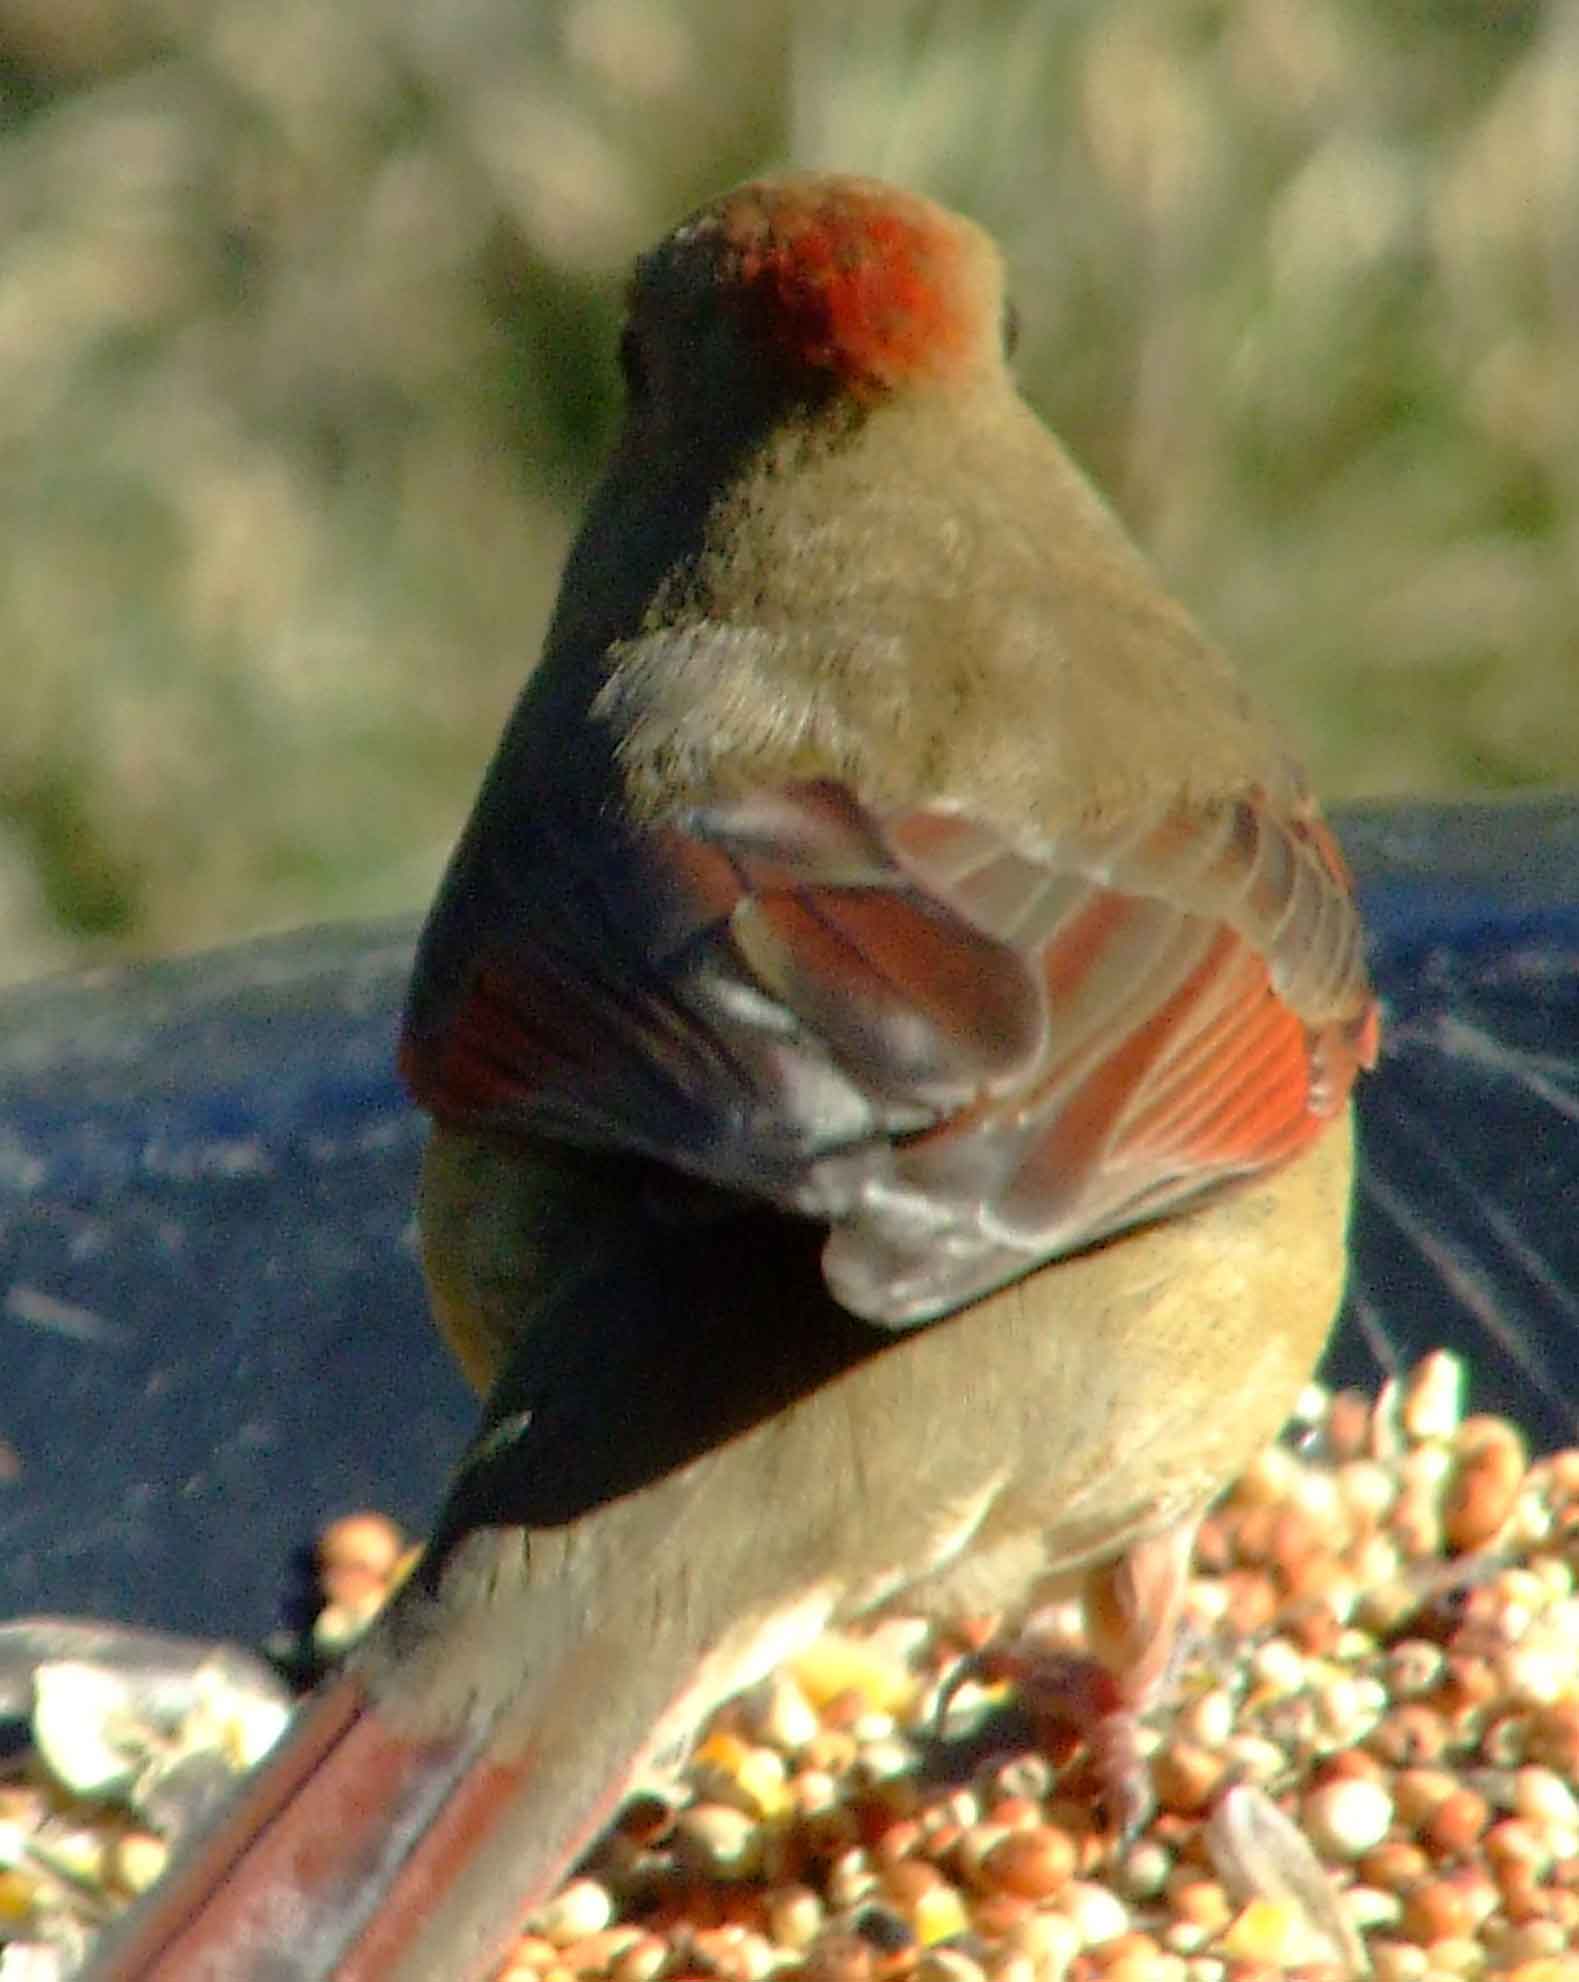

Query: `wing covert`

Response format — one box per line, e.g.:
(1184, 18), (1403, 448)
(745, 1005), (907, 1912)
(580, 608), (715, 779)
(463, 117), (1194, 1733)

(403, 776), (1377, 1327)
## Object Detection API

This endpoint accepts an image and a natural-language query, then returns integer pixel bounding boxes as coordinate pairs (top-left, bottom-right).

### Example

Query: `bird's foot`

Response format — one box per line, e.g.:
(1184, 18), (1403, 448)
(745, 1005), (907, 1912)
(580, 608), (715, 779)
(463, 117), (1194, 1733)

(941, 1523), (1198, 1845)
(956, 1638), (1155, 1845)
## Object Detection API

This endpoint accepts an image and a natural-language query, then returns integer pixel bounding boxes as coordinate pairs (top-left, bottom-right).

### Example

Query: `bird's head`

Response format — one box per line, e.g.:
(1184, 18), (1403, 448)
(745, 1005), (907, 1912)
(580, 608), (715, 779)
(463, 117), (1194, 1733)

(620, 174), (1015, 435)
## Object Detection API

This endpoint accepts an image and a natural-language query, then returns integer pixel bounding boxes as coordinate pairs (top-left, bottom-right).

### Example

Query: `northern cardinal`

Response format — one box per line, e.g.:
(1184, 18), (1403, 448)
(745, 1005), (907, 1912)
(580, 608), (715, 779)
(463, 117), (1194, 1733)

(89, 174), (1378, 1981)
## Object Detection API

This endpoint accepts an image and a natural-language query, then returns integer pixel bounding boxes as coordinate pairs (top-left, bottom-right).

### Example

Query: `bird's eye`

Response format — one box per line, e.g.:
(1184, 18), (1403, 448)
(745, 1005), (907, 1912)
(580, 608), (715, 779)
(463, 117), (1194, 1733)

(618, 321), (648, 399)
(1001, 297), (1021, 360)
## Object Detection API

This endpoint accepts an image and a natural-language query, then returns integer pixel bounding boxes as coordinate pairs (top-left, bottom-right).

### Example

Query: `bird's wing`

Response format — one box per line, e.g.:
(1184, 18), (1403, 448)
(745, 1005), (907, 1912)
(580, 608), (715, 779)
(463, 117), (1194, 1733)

(403, 776), (1377, 1327)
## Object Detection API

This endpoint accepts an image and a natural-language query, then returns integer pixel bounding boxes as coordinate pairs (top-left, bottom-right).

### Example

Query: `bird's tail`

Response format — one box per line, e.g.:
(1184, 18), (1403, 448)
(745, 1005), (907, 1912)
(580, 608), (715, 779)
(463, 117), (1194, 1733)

(81, 1532), (671, 1982)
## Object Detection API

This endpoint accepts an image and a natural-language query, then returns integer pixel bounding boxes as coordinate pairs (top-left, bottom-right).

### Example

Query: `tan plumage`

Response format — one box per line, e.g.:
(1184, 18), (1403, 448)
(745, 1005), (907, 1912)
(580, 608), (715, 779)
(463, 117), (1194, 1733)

(90, 173), (1375, 1982)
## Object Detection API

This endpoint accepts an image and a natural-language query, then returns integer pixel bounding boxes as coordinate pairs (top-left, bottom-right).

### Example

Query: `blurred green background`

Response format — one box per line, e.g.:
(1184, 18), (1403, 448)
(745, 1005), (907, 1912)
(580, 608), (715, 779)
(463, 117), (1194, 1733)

(1, 0), (1575, 985)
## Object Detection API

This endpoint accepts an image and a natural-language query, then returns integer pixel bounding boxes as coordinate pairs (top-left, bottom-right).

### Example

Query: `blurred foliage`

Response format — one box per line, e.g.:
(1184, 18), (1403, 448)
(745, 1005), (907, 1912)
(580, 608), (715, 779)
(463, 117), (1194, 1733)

(0, 0), (1575, 983)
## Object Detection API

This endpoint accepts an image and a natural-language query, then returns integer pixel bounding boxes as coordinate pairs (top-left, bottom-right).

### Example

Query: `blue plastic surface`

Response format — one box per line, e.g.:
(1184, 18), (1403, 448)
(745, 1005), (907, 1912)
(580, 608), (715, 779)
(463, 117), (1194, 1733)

(2, 802), (1576, 1642)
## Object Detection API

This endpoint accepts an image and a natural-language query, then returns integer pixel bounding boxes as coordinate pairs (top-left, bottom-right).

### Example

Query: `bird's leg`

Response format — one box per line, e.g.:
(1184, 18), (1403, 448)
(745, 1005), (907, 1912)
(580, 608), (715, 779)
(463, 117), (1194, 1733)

(1075, 1520), (1196, 1839)
(970, 1520), (1197, 1844)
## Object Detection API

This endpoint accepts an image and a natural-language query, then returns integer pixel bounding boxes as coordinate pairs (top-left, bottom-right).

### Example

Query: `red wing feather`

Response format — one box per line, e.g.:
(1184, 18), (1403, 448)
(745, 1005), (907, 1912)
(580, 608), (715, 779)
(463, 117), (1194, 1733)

(732, 886), (1045, 1104)
(692, 787), (1376, 1323)
(404, 778), (1376, 1327)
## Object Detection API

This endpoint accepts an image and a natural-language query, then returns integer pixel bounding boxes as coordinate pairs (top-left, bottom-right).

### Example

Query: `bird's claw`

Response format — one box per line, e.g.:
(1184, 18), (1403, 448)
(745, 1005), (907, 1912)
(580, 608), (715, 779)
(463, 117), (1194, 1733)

(939, 1638), (1155, 1846)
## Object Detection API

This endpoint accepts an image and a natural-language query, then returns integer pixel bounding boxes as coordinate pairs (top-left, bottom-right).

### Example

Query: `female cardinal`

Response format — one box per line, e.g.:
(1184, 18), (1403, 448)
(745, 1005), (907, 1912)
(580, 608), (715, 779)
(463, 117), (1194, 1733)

(90, 173), (1377, 1981)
